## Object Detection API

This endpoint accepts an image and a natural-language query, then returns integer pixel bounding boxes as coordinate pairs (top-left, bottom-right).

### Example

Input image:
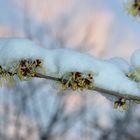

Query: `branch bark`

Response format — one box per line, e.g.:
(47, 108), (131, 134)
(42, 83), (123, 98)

(34, 73), (140, 102)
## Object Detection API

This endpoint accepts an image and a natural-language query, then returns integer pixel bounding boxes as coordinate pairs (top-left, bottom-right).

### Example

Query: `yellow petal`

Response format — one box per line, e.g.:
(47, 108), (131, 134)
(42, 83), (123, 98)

(122, 103), (127, 110)
(114, 102), (118, 109)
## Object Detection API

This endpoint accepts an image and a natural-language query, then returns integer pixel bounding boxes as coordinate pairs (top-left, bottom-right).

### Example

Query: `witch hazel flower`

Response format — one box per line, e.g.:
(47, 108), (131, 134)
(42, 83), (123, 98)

(125, 0), (140, 17)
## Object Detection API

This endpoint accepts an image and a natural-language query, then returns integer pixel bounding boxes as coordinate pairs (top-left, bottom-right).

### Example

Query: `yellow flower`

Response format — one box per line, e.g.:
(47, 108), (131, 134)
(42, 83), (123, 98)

(114, 98), (128, 110)
(114, 102), (119, 109)
(125, 0), (140, 17)
(122, 103), (127, 110)
(61, 72), (95, 91)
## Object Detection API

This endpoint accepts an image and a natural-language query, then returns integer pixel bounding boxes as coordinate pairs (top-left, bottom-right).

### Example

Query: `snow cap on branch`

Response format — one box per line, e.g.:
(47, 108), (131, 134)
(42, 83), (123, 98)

(50, 48), (101, 75)
(0, 38), (57, 74)
(108, 57), (131, 74)
(131, 49), (140, 68)
(0, 38), (140, 103)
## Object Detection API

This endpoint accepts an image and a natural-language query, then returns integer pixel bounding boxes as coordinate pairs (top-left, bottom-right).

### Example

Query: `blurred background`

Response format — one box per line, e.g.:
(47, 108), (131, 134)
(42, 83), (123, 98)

(0, 0), (140, 140)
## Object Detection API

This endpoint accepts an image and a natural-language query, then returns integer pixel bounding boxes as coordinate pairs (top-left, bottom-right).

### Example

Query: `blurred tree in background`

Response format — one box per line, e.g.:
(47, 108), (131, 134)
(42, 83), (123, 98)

(1, 0), (140, 140)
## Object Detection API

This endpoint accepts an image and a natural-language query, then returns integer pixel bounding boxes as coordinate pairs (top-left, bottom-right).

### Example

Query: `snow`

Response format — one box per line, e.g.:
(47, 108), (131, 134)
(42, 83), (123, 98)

(50, 48), (101, 75)
(0, 38), (57, 74)
(131, 49), (140, 68)
(94, 60), (140, 96)
(0, 38), (140, 98)
(0, 38), (44, 60)
(108, 57), (131, 74)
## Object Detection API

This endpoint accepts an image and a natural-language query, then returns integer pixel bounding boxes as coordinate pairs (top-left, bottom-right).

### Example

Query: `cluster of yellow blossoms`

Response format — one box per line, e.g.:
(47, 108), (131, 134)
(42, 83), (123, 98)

(128, 67), (140, 83)
(114, 98), (127, 110)
(0, 59), (44, 86)
(61, 72), (95, 91)
(17, 59), (44, 80)
(0, 65), (14, 86)
(125, 0), (140, 17)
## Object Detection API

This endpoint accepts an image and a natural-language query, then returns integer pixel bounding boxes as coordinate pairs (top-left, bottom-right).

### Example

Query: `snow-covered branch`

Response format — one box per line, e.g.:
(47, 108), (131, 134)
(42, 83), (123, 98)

(33, 73), (140, 102)
(1, 38), (140, 109)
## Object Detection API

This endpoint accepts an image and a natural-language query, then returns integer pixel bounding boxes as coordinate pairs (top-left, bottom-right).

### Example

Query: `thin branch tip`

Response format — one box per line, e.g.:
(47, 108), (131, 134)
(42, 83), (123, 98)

(33, 73), (140, 102)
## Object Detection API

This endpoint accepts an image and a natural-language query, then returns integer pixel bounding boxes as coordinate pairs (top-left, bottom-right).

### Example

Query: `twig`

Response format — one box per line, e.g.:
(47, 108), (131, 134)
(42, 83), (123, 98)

(35, 73), (61, 81)
(34, 73), (140, 102)
(4, 71), (140, 102)
(94, 87), (140, 101)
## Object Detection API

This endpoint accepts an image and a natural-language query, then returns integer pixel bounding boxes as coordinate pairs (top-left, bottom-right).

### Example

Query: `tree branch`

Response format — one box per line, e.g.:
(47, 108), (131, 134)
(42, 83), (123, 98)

(34, 73), (140, 102)
(35, 73), (61, 81)
(95, 87), (140, 101)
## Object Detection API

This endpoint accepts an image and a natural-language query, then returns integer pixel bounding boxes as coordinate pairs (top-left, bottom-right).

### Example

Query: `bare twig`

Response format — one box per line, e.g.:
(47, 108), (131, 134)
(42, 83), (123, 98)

(35, 73), (61, 81)
(94, 87), (140, 101)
